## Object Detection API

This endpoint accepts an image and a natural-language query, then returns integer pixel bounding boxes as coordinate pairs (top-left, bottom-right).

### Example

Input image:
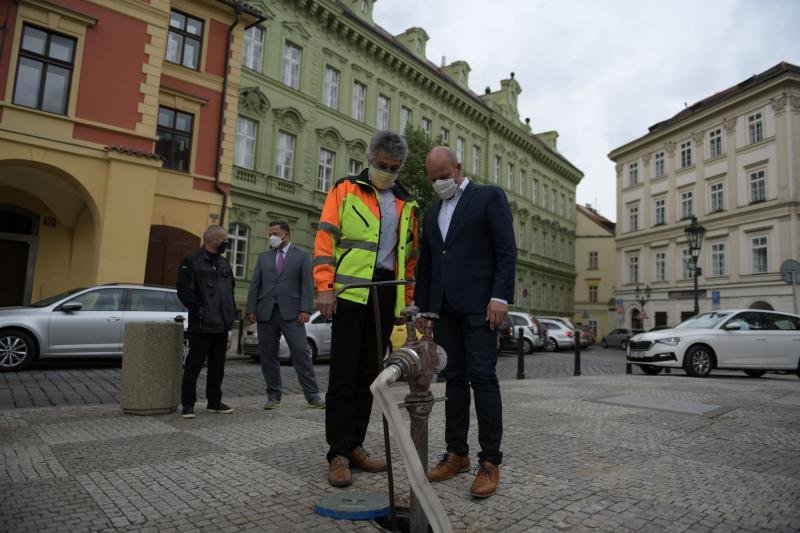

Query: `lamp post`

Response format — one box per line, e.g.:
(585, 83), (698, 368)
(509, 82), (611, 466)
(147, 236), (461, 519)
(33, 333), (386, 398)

(634, 283), (651, 328)
(684, 216), (706, 316)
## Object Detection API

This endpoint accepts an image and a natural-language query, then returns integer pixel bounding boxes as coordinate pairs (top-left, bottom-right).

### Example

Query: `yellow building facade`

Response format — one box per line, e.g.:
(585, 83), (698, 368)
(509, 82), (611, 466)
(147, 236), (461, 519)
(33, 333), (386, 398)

(0, 0), (262, 306)
(573, 204), (617, 338)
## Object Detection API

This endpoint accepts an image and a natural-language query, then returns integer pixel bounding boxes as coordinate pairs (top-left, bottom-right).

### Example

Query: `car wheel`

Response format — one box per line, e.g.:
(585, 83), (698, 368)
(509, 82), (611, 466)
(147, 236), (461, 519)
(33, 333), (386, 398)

(683, 345), (713, 377)
(601, 340), (608, 348)
(640, 365), (663, 375)
(545, 337), (558, 352)
(620, 339), (628, 350)
(307, 339), (318, 364)
(743, 369), (766, 378)
(0, 330), (37, 372)
(522, 338), (533, 354)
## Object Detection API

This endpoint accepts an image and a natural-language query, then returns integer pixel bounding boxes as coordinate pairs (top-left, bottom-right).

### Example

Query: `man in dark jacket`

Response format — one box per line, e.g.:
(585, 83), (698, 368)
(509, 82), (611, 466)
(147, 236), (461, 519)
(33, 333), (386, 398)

(176, 225), (237, 419)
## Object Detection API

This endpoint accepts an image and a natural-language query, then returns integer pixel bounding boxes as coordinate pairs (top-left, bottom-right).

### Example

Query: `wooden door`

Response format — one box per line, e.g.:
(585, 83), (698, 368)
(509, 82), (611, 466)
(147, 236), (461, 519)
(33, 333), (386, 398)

(144, 225), (200, 287)
(0, 240), (28, 306)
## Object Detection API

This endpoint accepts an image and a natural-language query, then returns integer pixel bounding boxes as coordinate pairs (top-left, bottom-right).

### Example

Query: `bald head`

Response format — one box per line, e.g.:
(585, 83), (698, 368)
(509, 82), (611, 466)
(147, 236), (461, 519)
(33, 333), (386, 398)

(425, 146), (463, 186)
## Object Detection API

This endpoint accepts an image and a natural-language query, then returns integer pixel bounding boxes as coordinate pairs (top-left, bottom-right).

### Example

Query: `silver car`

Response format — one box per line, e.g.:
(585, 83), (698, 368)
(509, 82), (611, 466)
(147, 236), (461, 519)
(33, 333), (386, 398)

(242, 310), (331, 364)
(0, 284), (188, 372)
(505, 311), (544, 353)
(539, 319), (577, 352)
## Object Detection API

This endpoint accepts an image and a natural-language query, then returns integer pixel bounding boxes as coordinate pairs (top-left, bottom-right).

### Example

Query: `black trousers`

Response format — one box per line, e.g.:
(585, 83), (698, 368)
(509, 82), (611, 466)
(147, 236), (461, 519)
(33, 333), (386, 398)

(435, 298), (503, 466)
(325, 284), (396, 462)
(181, 331), (228, 407)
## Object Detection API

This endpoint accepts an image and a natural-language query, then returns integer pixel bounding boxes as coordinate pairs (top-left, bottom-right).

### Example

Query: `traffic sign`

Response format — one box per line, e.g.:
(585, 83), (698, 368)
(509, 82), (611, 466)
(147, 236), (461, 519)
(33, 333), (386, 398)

(779, 259), (800, 284)
(711, 290), (720, 310)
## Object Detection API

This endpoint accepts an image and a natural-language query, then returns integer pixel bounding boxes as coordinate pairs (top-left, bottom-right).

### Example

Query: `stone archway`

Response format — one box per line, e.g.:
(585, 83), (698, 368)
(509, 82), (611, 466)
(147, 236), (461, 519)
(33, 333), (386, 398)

(749, 300), (774, 310)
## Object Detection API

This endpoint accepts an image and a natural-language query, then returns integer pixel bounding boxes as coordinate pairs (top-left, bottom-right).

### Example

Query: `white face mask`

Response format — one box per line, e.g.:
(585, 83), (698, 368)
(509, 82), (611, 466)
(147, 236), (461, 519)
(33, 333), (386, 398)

(269, 235), (283, 249)
(432, 178), (458, 200)
(369, 166), (399, 190)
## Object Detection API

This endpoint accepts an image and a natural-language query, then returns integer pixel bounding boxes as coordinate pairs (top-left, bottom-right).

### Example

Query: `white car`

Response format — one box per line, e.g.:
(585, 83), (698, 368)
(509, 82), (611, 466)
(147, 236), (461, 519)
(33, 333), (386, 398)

(626, 309), (800, 378)
(242, 310), (331, 364)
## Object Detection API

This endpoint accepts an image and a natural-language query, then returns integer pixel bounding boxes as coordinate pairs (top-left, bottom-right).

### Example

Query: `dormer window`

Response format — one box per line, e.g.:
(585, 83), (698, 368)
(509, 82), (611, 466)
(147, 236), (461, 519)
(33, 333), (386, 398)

(416, 40), (421, 52)
(361, 1), (368, 13)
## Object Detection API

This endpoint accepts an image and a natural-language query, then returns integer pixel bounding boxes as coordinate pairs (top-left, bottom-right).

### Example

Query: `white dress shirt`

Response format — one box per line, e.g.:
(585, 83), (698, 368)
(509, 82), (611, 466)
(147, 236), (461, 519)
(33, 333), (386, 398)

(437, 177), (469, 240)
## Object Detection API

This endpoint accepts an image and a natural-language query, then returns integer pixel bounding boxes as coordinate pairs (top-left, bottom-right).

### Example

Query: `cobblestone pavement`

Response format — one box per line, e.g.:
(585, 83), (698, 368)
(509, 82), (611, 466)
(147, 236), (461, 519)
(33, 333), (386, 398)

(0, 347), (628, 409)
(2, 368), (799, 532)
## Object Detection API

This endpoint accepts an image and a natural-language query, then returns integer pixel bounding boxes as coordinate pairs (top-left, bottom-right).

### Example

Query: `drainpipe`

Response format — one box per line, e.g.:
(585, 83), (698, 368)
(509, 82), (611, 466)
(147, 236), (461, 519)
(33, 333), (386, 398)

(214, 0), (244, 227)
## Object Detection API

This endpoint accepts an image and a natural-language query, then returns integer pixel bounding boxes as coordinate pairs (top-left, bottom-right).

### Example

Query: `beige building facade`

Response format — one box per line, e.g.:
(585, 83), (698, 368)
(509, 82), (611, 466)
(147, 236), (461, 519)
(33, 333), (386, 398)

(573, 204), (617, 338)
(609, 62), (800, 329)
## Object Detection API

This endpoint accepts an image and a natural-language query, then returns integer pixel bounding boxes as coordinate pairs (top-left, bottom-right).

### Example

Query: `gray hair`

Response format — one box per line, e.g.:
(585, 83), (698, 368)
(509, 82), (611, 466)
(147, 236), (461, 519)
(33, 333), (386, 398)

(203, 225), (227, 243)
(368, 130), (408, 162)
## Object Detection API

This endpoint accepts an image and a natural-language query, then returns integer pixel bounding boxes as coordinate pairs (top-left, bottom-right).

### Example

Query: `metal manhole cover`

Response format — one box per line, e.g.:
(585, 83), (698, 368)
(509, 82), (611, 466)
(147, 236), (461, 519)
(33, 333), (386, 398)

(314, 491), (390, 520)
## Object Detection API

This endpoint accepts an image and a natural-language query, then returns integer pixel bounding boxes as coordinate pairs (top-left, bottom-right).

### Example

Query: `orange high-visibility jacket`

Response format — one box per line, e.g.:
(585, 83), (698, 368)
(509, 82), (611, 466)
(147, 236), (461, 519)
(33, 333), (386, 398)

(313, 170), (419, 317)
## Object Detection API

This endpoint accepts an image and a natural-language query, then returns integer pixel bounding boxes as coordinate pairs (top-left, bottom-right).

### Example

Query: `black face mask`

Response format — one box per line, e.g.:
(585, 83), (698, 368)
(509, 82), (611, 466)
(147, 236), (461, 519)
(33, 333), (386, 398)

(216, 240), (229, 255)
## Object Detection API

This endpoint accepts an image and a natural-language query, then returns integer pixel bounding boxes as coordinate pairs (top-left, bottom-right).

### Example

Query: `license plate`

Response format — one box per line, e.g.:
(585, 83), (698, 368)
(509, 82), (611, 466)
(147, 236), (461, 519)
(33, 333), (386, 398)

(629, 351), (645, 357)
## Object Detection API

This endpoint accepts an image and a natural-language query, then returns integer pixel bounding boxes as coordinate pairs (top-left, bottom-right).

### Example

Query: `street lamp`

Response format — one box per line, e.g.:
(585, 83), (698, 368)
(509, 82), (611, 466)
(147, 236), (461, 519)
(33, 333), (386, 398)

(684, 216), (706, 315)
(634, 283), (651, 328)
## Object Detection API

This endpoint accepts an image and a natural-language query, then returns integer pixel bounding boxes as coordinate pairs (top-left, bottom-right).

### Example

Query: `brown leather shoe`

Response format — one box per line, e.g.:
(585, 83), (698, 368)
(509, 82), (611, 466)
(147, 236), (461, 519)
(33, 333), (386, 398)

(470, 461), (499, 498)
(350, 446), (386, 472)
(328, 456), (352, 487)
(427, 452), (470, 482)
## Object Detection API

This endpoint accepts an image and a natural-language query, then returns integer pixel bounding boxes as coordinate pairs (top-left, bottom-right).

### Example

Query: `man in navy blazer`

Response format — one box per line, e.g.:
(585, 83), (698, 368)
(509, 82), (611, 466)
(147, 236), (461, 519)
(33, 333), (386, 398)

(415, 146), (516, 498)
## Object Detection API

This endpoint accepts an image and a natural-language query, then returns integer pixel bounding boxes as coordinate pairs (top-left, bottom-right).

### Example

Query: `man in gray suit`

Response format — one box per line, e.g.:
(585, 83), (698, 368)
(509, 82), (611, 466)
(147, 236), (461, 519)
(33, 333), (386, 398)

(246, 220), (324, 409)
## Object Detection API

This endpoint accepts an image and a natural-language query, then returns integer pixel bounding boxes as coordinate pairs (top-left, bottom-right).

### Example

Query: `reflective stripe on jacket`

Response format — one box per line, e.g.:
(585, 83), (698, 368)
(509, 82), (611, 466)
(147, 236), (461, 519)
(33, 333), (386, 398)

(313, 168), (419, 317)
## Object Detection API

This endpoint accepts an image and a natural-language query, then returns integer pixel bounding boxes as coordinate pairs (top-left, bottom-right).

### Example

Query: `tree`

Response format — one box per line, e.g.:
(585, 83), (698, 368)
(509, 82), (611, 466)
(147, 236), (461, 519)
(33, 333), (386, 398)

(397, 126), (441, 215)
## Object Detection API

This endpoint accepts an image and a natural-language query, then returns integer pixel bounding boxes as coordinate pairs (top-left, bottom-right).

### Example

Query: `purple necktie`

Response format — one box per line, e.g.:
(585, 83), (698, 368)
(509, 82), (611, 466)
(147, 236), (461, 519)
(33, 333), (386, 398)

(276, 250), (285, 274)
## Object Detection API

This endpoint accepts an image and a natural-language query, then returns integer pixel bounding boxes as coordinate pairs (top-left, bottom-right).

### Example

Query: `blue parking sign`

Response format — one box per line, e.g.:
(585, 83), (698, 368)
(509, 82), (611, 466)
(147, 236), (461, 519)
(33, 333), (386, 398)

(712, 291), (720, 304)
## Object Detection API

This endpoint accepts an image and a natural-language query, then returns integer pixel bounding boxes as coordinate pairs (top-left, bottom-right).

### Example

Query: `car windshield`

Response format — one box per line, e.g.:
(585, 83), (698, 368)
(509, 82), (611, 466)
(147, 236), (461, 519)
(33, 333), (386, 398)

(674, 312), (731, 330)
(29, 288), (87, 307)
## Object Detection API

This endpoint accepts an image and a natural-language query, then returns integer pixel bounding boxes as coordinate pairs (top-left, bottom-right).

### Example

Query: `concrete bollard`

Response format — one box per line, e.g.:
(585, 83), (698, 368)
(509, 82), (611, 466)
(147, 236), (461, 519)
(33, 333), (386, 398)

(121, 322), (184, 415)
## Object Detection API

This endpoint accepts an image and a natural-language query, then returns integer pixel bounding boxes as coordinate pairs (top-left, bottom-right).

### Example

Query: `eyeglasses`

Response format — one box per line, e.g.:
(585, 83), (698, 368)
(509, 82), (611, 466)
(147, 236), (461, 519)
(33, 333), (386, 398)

(374, 162), (402, 173)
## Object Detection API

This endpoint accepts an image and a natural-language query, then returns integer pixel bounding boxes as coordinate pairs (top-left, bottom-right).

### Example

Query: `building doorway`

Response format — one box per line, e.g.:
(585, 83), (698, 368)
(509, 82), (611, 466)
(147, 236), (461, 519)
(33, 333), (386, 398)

(0, 207), (38, 306)
(144, 225), (200, 287)
(630, 308), (642, 330)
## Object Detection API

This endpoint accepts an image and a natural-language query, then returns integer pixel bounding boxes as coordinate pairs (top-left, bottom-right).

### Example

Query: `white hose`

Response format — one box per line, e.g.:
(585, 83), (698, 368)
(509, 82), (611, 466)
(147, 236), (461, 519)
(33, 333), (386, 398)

(370, 367), (453, 533)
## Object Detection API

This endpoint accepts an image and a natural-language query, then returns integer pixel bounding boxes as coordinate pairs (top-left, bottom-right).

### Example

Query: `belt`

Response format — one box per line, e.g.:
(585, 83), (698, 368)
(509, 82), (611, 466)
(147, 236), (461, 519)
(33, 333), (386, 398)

(372, 268), (396, 281)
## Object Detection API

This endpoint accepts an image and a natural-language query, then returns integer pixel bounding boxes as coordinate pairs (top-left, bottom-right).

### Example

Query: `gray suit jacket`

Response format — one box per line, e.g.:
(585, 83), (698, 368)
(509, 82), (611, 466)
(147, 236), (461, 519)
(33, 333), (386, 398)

(246, 245), (314, 322)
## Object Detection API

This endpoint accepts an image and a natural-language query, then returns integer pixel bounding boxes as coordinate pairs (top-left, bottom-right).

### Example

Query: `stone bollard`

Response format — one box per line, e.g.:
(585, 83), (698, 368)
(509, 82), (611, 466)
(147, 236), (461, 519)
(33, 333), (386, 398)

(121, 322), (184, 415)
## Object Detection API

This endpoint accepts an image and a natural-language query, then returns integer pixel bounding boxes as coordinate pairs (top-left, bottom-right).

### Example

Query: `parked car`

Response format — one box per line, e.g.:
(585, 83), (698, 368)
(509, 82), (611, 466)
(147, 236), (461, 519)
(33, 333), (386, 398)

(0, 284), (188, 372)
(601, 328), (644, 349)
(539, 319), (577, 352)
(575, 324), (595, 347)
(498, 311), (544, 354)
(539, 316), (588, 348)
(242, 310), (332, 364)
(626, 309), (800, 378)
(538, 316), (577, 330)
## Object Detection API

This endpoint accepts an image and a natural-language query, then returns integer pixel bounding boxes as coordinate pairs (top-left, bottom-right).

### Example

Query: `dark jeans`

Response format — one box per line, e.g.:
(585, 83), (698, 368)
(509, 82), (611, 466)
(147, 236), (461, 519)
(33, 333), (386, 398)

(181, 331), (228, 407)
(435, 298), (503, 466)
(325, 284), (395, 462)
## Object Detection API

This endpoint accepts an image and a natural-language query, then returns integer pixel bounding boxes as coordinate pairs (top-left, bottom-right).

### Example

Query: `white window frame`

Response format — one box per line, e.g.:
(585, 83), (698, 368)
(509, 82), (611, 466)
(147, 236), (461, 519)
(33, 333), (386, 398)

(226, 223), (249, 279)
(710, 182), (725, 212)
(348, 158), (363, 175)
(588, 285), (598, 304)
(532, 228), (538, 255)
(628, 161), (638, 186)
(352, 81), (366, 122)
(654, 197), (666, 225)
(560, 194), (566, 217)
(494, 156), (501, 184)
(751, 236), (768, 273)
(542, 231), (548, 256)
(628, 255), (639, 284)
(322, 66), (340, 110)
(543, 184), (549, 210)
(421, 117), (431, 137)
(654, 151), (665, 177)
(588, 251), (598, 270)
(316, 148), (335, 192)
(440, 127), (449, 145)
(243, 26), (263, 72)
(749, 169), (766, 203)
(654, 251), (666, 282)
(520, 170), (526, 196)
(275, 131), (295, 181)
(456, 137), (465, 164)
(532, 178), (538, 204)
(519, 221), (526, 249)
(680, 247), (692, 280)
(377, 94), (390, 130)
(708, 128), (723, 159)
(680, 140), (692, 168)
(680, 190), (693, 219)
(628, 205), (639, 232)
(234, 116), (257, 169)
(710, 241), (726, 277)
(472, 145), (480, 174)
(281, 42), (301, 89)
(400, 106), (412, 133)
(507, 162), (514, 190)
(747, 111), (763, 144)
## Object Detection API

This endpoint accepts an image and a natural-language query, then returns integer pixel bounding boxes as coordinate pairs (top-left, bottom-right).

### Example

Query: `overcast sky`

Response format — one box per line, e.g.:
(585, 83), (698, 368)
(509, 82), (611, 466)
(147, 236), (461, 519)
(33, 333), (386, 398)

(372, 0), (800, 222)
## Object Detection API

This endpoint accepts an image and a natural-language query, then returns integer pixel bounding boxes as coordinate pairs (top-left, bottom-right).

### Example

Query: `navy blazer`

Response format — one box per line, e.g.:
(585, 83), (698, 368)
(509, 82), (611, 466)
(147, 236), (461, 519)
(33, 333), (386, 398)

(414, 181), (517, 315)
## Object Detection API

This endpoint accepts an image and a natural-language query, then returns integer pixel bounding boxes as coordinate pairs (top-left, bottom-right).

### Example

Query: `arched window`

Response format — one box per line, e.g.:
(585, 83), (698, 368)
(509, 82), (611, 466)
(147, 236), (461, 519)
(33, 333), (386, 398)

(227, 223), (249, 279)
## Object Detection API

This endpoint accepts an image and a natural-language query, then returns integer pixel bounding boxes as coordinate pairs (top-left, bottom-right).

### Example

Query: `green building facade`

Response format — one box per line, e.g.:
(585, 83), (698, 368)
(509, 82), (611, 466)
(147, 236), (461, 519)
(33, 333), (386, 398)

(228, 0), (582, 315)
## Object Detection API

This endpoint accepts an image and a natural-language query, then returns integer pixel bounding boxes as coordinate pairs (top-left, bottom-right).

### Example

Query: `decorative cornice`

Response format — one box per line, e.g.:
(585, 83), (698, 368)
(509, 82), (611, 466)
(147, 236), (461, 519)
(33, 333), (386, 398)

(282, 20), (311, 41)
(272, 107), (307, 131)
(665, 141), (676, 155)
(770, 93), (788, 116)
(692, 130), (704, 146)
(723, 116), (737, 134)
(641, 152), (652, 167)
(315, 126), (344, 147)
(239, 87), (270, 116)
